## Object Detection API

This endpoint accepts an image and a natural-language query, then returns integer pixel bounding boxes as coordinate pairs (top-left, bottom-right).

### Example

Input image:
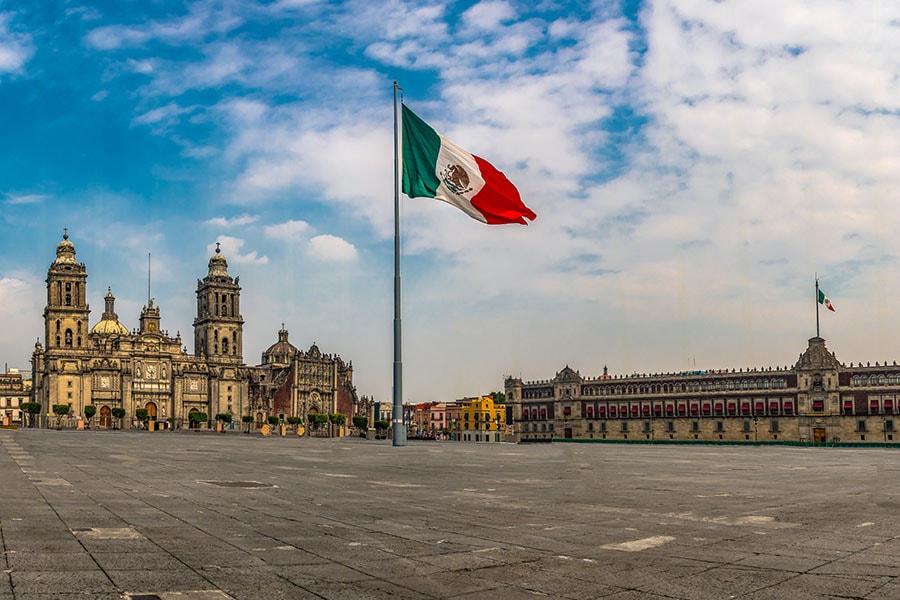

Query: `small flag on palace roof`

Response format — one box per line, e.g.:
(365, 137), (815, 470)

(818, 288), (835, 311)
(401, 104), (536, 226)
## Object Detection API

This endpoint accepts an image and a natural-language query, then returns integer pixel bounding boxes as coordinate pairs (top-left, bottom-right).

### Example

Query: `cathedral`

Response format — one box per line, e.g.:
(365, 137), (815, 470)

(29, 231), (363, 430)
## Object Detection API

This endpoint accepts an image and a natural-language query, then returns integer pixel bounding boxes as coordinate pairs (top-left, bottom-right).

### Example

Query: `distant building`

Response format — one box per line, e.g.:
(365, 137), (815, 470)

(0, 369), (29, 425)
(460, 395), (506, 442)
(506, 337), (900, 444)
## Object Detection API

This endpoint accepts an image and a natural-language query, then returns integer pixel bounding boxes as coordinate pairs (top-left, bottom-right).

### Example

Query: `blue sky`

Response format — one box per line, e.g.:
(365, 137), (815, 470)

(2, 0), (900, 403)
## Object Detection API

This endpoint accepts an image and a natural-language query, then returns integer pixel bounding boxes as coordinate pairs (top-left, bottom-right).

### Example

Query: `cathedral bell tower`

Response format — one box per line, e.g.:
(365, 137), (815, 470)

(44, 230), (90, 351)
(193, 243), (243, 364)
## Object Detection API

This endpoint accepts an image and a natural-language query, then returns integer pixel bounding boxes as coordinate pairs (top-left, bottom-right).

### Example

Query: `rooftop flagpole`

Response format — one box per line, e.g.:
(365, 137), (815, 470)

(392, 81), (407, 447)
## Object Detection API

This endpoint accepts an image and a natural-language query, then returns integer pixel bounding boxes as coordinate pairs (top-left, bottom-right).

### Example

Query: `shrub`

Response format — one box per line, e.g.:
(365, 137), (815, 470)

(52, 404), (70, 429)
(21, 402), (42, 427)
(215, 413), (233, 423)
(374, 419), (390, 430)
(111, 407), (126, 429)
(352, 415), (368, 430)
(84, 405), (97, 428)
(267, 415), (279, 426)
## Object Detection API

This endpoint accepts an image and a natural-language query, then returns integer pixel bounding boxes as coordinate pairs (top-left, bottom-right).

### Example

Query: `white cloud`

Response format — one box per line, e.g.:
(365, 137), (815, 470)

(4, 193), (47, 205)
(0, 13), (34, 74)
(204, 214), (260, 228)
(263, 219), (312, 241)
(461, 0), (516, 31)
(307, 234), (358, 262)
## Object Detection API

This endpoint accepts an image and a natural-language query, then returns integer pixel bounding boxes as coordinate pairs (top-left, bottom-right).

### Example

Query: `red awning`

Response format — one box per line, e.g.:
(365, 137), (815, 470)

(598, 406), (607, 413)
(666, 405), (674, 413)
(727, 403), (736, 410)
(642, 405), (650, 413)
(610, 408), (617, 415)
(690, 405), (699, 413)
(630, 406), (639, 414)
(755, 402), (764, 411)
(812, 400), (824, 409)
(886, 400), (894, 408)
(843, 400), (853, 408)
(784, 402), (793, 410)
(770, 402), (779, 410)
(702, 404), (711, 411)
(677, 405), (687, 413)
(714, 403), (723, 411)
(741, 403), (750, 411)
(871, 400), (880, 407)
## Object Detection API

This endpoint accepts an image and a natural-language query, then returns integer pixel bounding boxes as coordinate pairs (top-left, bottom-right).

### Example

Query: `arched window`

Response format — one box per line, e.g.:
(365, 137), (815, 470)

(65, 293), (71, 306)
(222, 338), (229, 354)
(65, 329), (73, 347)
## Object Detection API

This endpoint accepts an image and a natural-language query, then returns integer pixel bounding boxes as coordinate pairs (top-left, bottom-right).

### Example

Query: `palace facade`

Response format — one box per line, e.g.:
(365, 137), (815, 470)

(506, 336), (900, 444)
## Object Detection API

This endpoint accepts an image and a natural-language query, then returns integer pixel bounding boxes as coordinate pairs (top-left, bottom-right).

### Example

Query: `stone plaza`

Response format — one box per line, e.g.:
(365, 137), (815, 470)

(1, 430), (899, 599)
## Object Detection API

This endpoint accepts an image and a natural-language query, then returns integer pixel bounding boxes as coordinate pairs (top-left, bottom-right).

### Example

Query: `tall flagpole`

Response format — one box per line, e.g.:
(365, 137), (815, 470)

(392, 81), (407, 447)
(815, 274), (820, 338)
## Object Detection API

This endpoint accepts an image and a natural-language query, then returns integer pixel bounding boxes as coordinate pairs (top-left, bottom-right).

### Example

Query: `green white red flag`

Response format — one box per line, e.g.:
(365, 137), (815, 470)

(401, 104), (536, 225)
(818, 288), (835, 311)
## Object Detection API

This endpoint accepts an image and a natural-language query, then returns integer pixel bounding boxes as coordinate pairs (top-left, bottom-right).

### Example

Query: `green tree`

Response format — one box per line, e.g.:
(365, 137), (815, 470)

(308, 413), (328, 429)
(135, 408), (150, 429)
(51, 404), (70, 430)
(352, 415), (368, 430)
(215, 413), (233, 423)
(490, 391), (506, 404)
(21, 402), (42, 428)
(286, 416), (302, 430)
(189, 411), (208, 428)
(374, 419), (389, 430)
(241, 414), (254, 434)
(111, 407), (126, 429)
(329, 413), (346, 426)
(83, 405), (97, 429)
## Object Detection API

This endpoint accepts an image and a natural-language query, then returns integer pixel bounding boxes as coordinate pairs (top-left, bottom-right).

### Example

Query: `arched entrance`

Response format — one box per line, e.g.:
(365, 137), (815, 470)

(99, 406), (112, 429)
(255, 412), (263, 429)
(189, 408), (200, 429)
(145, 402), (158, 422)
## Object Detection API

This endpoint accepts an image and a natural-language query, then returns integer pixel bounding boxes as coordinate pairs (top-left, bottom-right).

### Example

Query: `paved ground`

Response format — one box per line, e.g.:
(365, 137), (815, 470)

(1, 431), (900, 600)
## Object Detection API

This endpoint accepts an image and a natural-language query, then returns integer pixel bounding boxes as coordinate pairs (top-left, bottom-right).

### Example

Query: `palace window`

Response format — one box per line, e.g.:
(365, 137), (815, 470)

(621, 422), (628, 432)
(691, 421), (699, 432)
(666, 421), (675, 432)
(886, 420), (895, 432)
(857, 420), (867, 432)
(716, 421), (724, 432)
(742, 420), (751, 432)
(770, 420), (779, 432)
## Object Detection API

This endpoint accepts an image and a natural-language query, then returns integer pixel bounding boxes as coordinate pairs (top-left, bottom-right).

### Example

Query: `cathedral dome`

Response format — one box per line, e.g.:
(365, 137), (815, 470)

(90, 288), (128, 335)
(91, 319), (129, 335)
(262, 326), (298, 365)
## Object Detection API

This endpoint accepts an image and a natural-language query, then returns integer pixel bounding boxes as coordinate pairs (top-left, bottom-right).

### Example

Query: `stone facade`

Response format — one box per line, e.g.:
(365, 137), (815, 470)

(506, 337), (900, 444)
(246, 327), (364, 430)
(30, 232), (248, 429)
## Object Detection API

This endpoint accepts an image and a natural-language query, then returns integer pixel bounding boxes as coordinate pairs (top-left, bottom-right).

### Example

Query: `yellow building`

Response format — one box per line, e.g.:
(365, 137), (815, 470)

(461, 395), (506, 442)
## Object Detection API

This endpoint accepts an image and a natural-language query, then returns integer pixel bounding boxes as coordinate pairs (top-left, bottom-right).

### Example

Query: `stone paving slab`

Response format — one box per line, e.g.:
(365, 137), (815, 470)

(4, 430), (900, 599)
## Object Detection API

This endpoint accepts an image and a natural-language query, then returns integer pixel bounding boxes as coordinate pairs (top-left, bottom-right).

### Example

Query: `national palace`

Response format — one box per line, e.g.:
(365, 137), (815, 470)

(28, 232), (364, 430)
(506, 336), (900, 444)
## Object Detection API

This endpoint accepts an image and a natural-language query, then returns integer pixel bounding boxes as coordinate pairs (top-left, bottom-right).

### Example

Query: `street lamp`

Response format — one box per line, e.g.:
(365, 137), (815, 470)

(753, 416), (759, 442)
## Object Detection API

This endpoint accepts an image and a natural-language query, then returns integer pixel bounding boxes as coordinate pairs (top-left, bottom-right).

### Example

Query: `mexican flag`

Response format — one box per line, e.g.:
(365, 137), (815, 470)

(401, 104), (536, 225)
(818, 288), (835, 311)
